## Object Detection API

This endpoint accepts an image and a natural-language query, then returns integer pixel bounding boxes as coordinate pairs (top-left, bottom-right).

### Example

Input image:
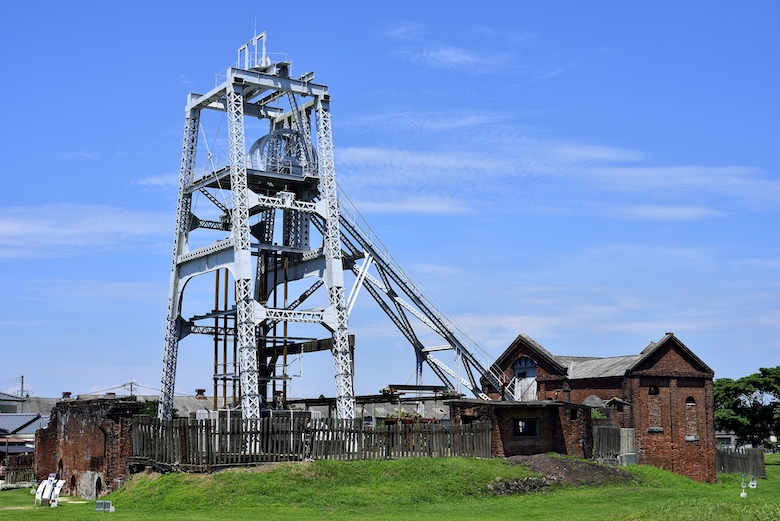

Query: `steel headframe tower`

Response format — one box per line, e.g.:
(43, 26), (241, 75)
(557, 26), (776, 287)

(159, 34), (355, 420)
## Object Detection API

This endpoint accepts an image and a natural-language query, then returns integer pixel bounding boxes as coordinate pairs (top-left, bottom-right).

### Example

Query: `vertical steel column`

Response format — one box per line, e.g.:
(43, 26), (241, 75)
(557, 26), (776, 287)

(159, 109), (199, 420)
(222, 269), (229, 409)
(227, 81), (261, 419)
(315, 98), (355, 419)
(213, 270), (219, 410)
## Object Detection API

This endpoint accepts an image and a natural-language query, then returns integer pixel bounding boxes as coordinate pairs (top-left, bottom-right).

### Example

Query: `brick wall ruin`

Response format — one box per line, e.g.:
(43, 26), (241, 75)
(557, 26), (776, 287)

(35, 398), (140, 499)
(448, 400), (592, 459)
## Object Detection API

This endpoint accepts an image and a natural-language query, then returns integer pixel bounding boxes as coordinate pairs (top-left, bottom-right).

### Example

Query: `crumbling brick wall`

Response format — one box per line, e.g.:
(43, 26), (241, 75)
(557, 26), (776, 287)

(35, 398), (140, 499)
(449, 401), (592, 459)
(556, 404), (593, 459)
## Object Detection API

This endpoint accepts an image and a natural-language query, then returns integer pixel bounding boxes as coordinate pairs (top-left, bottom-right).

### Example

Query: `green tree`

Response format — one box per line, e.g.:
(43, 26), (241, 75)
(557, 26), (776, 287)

(714, 366), (780, 448)
(138, 399), (178, 418)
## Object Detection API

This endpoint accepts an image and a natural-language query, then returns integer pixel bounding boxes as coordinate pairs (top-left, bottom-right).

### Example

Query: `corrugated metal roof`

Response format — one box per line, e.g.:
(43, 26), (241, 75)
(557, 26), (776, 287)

(554, 355), (640, 379)
(0, 413), (45, 434)
(16, 416), (49, 434)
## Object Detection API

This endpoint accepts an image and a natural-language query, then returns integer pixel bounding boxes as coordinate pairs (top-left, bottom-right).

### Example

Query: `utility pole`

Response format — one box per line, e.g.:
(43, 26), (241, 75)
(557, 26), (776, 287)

(19, 375), (24, 413)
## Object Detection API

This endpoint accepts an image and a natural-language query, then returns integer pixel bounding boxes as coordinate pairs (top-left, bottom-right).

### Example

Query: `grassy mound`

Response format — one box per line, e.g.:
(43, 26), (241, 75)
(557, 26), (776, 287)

(1, 455), (778, 520)
(117, 457), (539, 511)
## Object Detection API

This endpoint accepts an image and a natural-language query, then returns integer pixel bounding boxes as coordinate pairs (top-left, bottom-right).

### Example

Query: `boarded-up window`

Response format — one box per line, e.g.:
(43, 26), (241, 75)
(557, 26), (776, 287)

(648, 387), (662, 427)
(685, 397), (698, 439)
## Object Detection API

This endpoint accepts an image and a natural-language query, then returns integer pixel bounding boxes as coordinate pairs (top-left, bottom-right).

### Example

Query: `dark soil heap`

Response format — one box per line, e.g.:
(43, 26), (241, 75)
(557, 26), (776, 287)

(507, 454), (636, 487)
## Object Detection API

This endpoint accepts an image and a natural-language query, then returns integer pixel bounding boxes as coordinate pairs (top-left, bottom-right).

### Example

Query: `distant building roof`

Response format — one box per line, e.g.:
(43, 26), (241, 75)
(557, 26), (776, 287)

(17, 415), (49, 434)
(0, 391), (24, 403)
(1, 444), (34, 455)
(20, 396), (60, 415)
(62, 394), (231, 417)
(0, 413), (48, 434)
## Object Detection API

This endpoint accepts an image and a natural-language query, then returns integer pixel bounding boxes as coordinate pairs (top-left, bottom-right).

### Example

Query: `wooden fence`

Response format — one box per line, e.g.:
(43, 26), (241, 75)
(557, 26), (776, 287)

(4, 454), (34, 483)
(131, 415), (491, 472)
(593, 426), (620, 460)
(716, 447), (766, 478)
(593, 426), (636, 464)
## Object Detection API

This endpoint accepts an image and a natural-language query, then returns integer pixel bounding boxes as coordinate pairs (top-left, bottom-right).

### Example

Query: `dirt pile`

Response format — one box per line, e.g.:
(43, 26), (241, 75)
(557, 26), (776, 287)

(506, 453), (636, 487)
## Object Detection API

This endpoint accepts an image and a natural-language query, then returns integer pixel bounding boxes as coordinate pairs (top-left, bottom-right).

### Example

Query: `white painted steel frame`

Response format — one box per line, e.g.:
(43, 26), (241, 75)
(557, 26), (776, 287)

(160, 36), (509, 423)
(159, 42), (355, 420)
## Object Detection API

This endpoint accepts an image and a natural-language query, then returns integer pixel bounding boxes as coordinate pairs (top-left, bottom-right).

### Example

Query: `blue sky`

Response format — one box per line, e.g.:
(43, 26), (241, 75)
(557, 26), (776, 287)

(0, 2), (777, 399)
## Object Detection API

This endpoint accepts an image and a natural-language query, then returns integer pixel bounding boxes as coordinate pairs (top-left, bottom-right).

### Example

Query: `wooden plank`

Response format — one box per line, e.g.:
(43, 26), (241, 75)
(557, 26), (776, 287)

(132, 412), (509, 470)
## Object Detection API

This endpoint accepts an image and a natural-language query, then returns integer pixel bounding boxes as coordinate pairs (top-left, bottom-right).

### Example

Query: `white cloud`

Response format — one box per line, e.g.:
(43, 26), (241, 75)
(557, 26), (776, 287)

(413, 44), (481, 69)
(473, 26), (536, 44)
(609, 205), (721, 220)
(335, 134), (780, 218)
(341, 110), (511, 133)
(534, 65), (569, 80)
(379, 22), (509, 74)
(393, 44), (507, 73)
(586, 165), (776, 198)
(0, 204), (171, 259)
(25, 279), (164, 301)
(60, 151), (100, 160)
(411, 263), (462, 277)
(351, 196), (470, 215)
(448, 283), (779, 357)
(738, 258), (780, 269)
(337, 146), (511, 185)
(134, 174), (179, 188)
(379, 21), (427, 41)
(543, 143), (646, 164)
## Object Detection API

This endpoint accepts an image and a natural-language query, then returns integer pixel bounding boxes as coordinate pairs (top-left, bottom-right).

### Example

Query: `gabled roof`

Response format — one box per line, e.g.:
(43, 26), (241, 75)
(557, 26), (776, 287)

(494, 334), (568, 375)
(494, 332), (713, 382)
(627, 333), (714, 375)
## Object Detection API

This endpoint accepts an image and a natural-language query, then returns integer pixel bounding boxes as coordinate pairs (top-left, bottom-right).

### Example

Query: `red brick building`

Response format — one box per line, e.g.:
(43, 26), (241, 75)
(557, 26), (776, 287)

(35, 398), (140, 499)
(482, 332), (716, 482)
(448, 399), (593, 459)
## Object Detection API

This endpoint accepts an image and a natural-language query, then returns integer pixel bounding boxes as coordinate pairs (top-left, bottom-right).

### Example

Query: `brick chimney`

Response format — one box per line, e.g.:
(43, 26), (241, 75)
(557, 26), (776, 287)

(195, 389), (207, 400)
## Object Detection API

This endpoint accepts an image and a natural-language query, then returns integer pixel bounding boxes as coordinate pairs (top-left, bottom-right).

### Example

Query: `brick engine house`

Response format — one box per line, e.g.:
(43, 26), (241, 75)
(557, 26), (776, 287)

(477, 332), (716, 482)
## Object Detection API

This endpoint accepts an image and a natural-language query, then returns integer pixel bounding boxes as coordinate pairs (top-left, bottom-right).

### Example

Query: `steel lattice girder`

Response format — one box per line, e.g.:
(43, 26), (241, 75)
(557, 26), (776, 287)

(159, 36), (509, 423)
(159, 41), (356, 420)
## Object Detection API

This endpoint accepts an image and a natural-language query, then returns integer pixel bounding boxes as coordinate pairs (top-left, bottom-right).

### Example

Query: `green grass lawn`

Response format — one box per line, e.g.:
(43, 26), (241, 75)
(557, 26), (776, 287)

(1, 454), (778, 520)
